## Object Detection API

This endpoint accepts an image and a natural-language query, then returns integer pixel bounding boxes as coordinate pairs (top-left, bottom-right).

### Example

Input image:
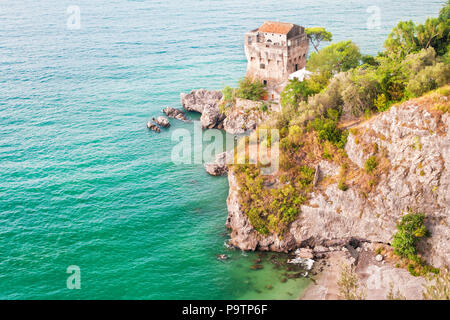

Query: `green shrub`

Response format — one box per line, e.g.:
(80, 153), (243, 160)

(338, 180), (348, 191)
(280, 79), (319, 108)
(406, 63), (450, 97)
(222, 86), (235, 103)
(236, 77), (266, 101)
(392, 212), (428, 259)
(364, 156), (378, 173)
(374, 93), (389, 112)
(308, 114), (348, 149)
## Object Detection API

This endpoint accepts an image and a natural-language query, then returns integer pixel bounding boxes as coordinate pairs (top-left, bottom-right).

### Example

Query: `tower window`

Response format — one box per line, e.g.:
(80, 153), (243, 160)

(260, 63), (265, 69)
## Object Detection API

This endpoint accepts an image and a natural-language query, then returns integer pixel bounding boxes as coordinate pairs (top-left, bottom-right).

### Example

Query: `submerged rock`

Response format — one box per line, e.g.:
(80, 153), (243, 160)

(217, 254), (229, 261)
(153, 116), (170, 128)
(162, 107), (188, 121)
(287, 257), (315, 271)
(146, 121), (161, 133)
(250, 264), (264, 270)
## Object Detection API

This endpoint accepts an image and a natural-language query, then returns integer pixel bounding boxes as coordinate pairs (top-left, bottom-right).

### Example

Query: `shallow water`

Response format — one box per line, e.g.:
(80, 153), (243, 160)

(0, 0), (444, 299)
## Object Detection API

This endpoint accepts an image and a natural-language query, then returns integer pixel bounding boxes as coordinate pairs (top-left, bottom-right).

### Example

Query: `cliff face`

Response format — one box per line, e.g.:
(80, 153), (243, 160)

(226, 98), (450, 268)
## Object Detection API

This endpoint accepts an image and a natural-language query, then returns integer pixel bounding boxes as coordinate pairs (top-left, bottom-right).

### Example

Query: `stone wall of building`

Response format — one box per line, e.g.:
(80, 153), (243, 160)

(244, 24), (309, 88)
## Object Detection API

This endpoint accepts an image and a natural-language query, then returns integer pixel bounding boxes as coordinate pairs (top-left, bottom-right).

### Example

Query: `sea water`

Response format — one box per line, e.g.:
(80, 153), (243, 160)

(0, 0), (444, 299)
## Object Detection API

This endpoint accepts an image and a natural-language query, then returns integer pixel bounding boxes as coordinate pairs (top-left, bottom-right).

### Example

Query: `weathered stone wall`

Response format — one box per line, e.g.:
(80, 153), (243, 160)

(244, 27), (309, 88)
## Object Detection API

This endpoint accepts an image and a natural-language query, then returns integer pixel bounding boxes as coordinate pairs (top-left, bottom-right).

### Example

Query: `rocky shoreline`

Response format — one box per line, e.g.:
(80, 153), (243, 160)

(300, 242), (428, 300)
(225, 100), (449, 269)
(148, 87), (449, 300)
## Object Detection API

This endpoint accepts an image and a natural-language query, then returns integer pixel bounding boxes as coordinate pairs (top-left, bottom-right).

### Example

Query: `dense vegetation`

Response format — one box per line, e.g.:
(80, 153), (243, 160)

(222, 77), (266, 103)
(231, 3), (449, 238)
(392, 213), (428, 259)
(391, 212), (439, 276)
(282, 2), (449, 118)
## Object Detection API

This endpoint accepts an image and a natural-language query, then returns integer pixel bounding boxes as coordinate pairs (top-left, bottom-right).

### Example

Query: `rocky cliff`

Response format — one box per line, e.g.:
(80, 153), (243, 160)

(226, 96), (450, 268)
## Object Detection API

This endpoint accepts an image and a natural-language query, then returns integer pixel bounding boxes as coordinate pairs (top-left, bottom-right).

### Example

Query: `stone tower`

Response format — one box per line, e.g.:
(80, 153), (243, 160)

(244, 21), (309, 92)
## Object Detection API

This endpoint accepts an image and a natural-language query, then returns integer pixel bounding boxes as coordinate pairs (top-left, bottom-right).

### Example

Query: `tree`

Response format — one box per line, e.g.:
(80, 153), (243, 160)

(416, 17), (446, 52)
(384, 20), (419, 57)
(305, 27), (333, 52)
(280, 79), (318, 108)
(236, 78), (266, 101)
(307, 40), (362, 77)
(384, 2), (449, 58)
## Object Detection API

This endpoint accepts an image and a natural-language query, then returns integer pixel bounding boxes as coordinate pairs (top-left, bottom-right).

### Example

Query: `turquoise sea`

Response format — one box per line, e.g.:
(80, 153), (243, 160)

(0, 0), (445, 299)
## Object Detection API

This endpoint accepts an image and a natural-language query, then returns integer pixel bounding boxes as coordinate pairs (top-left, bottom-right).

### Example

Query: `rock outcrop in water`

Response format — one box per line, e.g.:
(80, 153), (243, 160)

(181, 89), (223, 113)
(163, 107), (188, 122)
(226, 99), (450, 268)
(180, 89), (225, 129)
(153, 116), (170, 128)
(180, 89), (270, 132)
(146, 121), (161, 133)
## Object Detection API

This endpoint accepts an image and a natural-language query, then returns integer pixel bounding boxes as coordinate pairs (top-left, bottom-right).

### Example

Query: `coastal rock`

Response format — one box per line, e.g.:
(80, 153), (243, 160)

(153, 116), (170, 128)
(301, 251), (427, 300)
(226, 100), (450, 268)
(201, 104), (226, 129)
(180, 89), (223, 114)
(222, 98), (271, 134)
(223, 107), (267, 134)
(295, 248), (314, 259)
(204, 151), (233, 176)
(180, 89), (225, 129)
(287, 257), (314, 270)
(217, 254), (228, 261)
(146, 121), (161, 133)
(162, 107), (188, 121)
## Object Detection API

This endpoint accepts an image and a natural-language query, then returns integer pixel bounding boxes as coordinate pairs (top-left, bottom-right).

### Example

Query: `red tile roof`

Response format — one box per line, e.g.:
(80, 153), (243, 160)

(258, 21), (294, 35)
